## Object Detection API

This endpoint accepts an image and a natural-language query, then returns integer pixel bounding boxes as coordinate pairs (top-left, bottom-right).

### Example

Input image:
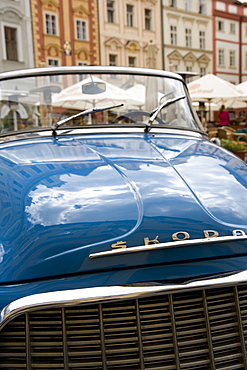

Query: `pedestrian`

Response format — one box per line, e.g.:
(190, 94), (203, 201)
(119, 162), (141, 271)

(218, 105), (230, 126)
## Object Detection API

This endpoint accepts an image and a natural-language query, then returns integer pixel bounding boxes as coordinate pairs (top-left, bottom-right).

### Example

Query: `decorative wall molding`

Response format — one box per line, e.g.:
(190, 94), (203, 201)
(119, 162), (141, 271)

(183, 52), (197, 63)
(125, 40), (141, 52)
(44, 43), (62, 57)
(41, 0), (60, 10)
(0, 7), (23, 20)
(73, 5), (89, 16)
(197, 53), (210, 65)
(167, 50), (183, 61)
(74, 47), (92, 60)
(141, 0), (157, 5)
(105, 37), (123, 50)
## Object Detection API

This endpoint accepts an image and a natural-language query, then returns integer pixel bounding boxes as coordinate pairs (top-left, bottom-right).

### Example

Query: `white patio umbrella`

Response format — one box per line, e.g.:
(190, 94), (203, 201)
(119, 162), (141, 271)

(210, 80), (247, 109)
(52, 76), (142, 110)
(237, 80), (247, 93)
(187, 74), (241, 120)
(232, 81), (247, 108)
(127, 84), (145, 104)
(127, 83), (163, 108)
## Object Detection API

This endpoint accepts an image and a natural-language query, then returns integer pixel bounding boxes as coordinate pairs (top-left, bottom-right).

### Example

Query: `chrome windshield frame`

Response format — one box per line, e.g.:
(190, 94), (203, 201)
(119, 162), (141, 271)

(0, 66), (185, 82)
(0, 66), (204, 133)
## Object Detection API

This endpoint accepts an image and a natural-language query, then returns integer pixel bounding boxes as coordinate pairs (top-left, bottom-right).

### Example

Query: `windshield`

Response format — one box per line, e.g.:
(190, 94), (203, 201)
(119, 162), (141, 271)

(0, 69), (201, 133)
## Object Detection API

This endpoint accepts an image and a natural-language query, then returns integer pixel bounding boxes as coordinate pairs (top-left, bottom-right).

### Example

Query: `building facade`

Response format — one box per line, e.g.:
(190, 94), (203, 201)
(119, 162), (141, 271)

(3, 0), (247, 86)
(0, 0), (34, 72)
(162, 0), (212, 79)
(97, 0), (163, 70)
(30, 0), (99, 68)
(213, 0), (247, 84)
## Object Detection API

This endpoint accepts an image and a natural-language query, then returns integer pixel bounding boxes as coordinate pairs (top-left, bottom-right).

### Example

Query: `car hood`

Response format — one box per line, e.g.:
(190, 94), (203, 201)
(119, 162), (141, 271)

(0, 132), (247, 283)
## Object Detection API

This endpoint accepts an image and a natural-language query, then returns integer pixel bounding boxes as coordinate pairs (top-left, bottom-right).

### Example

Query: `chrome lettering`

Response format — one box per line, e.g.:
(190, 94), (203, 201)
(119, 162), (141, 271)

(172, 231), (190, 241)
(90, 229), (247, 258)
(232, 229), (246, 236)
(203, 230), (219, 238)
(111, 241), (127, 249)
(110, 229), (246, 251)
(144, 236), (159, 245)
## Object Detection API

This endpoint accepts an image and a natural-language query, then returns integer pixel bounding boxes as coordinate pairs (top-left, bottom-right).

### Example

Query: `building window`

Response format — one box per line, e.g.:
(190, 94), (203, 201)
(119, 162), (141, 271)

(45, 13), (57, 35)
(170, 25), (177, 45)
(218, 20), (224, 31)
(107, 0), (115, 23)
(199, 31), (205, 49)
(48, 58), (60, 82)
(200, 67), (206, 76)
(199, 0), (206, 14)
(170, 0), (177, 7)
(127, 5), (134, 27)
(109, 54), (117, 66)
(78, 61), (88, 66)
(184, 0), (191, 11)
(185, 28), (192, 48)
(109, 54), (117, 78)
(229, 50), (236, 67)
(144, 9), (152, 30)
(218, 49), (225, 66)
(230, 23), (236, 34)
(78, 62), (89, 81)
(4, 26), (18, 61)
(186, 66), (193, 83)
(128, 56), (136, 67)
(48, 58), (59, 66)
(76, 20), (87, 40)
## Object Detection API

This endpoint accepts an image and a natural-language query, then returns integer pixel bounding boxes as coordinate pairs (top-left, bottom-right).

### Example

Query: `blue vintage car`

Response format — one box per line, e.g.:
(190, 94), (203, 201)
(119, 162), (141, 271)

(0, 66), (247, 369)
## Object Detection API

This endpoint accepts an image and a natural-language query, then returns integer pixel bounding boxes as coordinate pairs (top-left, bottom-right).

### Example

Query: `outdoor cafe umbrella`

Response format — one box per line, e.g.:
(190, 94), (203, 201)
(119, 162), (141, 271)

(237, 80), (247, 95)
(52, 76), (142, 110)
(127, 83), (163, 107)
(205, 80), (247, 110)
(231, 80), (247, 108)
(187, 74), (241, 121)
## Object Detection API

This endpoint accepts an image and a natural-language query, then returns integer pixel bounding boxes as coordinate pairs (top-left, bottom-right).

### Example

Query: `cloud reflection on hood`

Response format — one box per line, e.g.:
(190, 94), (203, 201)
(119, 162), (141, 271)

(25, 172), (139, 227)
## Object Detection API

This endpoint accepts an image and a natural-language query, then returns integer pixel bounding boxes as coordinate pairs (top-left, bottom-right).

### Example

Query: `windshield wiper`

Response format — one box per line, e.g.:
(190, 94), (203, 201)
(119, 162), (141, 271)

(52, 103), (124, 136)
(144, 95), (186, 133)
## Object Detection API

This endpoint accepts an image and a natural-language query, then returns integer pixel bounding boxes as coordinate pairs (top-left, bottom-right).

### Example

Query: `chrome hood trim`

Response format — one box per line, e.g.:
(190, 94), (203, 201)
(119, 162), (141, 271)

(89, 233), (247, 258)
(1, 269), (247, 329)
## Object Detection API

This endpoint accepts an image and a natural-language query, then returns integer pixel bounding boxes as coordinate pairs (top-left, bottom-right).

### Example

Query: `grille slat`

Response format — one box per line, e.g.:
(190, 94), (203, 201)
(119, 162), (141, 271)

(2, 284), (247, 369)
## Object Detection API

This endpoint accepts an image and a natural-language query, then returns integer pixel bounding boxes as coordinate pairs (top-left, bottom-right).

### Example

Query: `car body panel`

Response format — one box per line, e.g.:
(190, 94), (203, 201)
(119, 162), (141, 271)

(1, 66), (247, 369)
(0, 131), (246, 284)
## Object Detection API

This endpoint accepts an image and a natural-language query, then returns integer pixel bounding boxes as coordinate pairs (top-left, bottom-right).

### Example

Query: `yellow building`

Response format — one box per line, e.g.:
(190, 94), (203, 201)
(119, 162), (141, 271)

(30, 0), (99, 68)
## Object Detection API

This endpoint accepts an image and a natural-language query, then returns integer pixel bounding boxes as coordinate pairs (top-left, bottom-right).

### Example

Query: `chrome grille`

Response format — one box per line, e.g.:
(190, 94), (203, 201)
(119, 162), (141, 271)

(1, 284), (247, 369)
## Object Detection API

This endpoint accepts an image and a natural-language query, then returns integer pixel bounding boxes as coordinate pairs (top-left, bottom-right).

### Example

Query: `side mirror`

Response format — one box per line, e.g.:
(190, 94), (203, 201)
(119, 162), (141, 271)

(82, 82), (106, 95)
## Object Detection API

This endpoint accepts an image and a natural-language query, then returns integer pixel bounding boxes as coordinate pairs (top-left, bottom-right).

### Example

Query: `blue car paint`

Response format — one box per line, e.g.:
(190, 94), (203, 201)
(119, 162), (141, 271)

(0, 132), (246, 288)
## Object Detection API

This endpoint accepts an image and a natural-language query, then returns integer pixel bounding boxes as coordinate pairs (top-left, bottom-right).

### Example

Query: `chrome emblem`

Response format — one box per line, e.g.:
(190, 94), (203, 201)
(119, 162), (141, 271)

(89, 229), (247, 259)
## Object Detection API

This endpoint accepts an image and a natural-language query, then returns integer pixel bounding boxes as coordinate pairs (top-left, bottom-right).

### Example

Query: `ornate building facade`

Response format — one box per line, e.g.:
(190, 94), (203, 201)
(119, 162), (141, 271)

(30, 0), (99, 68)
(162, 0), (212, 79)
(97, 0), (163, 69)
(0, 0), (34, 72)
(213, 0), (247, 84)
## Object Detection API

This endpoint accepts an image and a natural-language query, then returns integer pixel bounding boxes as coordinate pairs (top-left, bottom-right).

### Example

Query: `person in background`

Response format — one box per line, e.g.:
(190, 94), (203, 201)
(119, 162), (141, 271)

(218, 105), (230, 126)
